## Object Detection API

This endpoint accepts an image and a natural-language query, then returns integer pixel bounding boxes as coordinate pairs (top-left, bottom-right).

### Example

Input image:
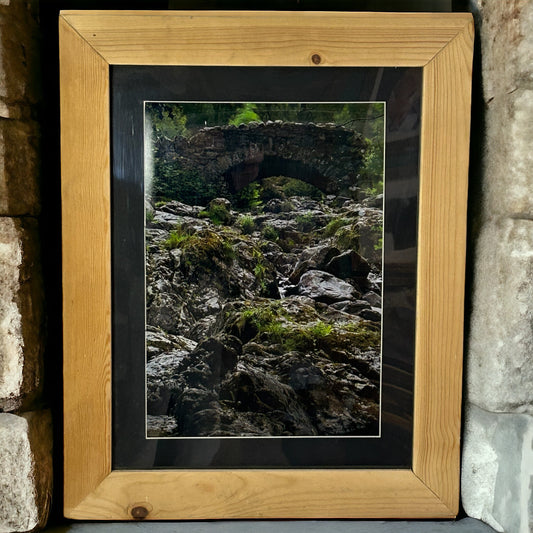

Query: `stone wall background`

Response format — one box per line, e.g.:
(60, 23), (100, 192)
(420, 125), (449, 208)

(0, 1), (52, 531)
(0, 0), (531, 532)
(462, 2), (533, 533)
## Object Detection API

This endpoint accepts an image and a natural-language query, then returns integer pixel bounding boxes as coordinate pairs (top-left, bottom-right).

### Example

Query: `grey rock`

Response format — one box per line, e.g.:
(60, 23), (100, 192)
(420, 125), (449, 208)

(147, 291), (189, 335)
(260, 217), (298, 234)
(462, 403), (533, 533)
(325, 249), (370, 280)
(189, 315), (220, 341)
(145, 228), (169, 247)
(473, 0), (533, 103)
(146, 415), (178, 437)
(263, 198), (285, 213)
(467, 218), (533, 413)
(470, 0), (533, 217)
(289, 244), (340, 283)
(0, 411), (52, 532)
(297, 270), (358, 303)
(146, 327), (197, 360)
(359, 307), (382, 322)
(330, 299), (371, 314)
(152, 210), (182, 229)
(142, 176), (382, 439)
(147, 350), (189, 415)
(0, 218), (44, 411)
(362, 291), (382, 308)
(159, 200), (202, 217)
(482, 88), (533, 217)
(364, 193), (384, 208)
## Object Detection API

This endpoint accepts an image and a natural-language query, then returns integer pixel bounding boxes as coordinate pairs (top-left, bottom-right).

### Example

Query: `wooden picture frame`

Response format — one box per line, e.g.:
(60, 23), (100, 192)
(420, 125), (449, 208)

(60, 10), (473, 520)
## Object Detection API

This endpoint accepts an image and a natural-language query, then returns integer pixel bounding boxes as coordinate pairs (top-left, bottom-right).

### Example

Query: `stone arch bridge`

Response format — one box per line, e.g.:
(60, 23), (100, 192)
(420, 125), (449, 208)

(156, 121), (368, 195)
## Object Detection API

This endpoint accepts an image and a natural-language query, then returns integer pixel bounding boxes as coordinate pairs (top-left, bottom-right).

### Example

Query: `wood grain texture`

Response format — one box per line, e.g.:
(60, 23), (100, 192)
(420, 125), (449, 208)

(60, 11), (473, 520)
(413, 19), (474, 514)
(67, 470), (454, 520)
(60, 17), (112, 512)
(61, 10), (472, 67)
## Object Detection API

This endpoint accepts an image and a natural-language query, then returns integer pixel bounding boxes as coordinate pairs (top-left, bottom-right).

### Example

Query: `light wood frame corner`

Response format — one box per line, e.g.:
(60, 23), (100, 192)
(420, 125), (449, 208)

(60, 10), (474, 520)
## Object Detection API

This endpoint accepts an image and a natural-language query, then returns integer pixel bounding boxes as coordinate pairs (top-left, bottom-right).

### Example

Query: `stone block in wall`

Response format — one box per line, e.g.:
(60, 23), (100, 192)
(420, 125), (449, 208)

(471, 0), (533, 103)
(0, 119), (40, 216)
(482, 89), (533, 218)
(0, 217), (44, 412)
(0, 410), (52, 532)
(462, 403), (533, 533)
(0, 0), (41, 110)
(467, 217), (532, 414)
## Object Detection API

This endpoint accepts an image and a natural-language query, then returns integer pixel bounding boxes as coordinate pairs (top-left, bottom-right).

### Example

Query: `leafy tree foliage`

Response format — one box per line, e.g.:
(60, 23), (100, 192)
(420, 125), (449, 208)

(228, 103), (261, 126)
(146, 103), (188, 139)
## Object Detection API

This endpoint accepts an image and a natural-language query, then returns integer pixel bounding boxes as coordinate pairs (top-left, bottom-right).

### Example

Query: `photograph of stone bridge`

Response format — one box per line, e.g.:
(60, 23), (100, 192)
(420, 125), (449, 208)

(144, 102), (385, 438)
(156, 120), (368, 196)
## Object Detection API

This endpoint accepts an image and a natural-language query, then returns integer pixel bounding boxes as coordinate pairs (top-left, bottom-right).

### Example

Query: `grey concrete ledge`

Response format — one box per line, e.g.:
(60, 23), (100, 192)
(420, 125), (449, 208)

(45, 518), (496, 533)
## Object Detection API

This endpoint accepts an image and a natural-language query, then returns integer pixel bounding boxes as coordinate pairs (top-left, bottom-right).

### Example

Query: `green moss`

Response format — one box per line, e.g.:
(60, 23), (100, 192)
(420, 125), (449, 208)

(198, 202), (232, 225)
(235, 182), (262, 209)
(295, 212), (317, 232)
(163, 225), (192, 249)
(165, 228), (235, 272)
(236, 303), (334, 352)
(281, 321), (333, 351)
(260, 176), (323, 201)
(342, 321), (381, 350)
(309, 321), (333, 337)
(282, 178), (323, 200)
(259, 179), (284, 202)
(146, 210), (155, 223)
(324, 217), (351, 237)
(364, 180), (384, 196)
(239, 215), (255, 234)
(334, 225), (359, 250)
(359, 223), (383, 261)
(261, 225), (279, 242)
(278, 237), (296, 252)
(237, 302), (285, 334)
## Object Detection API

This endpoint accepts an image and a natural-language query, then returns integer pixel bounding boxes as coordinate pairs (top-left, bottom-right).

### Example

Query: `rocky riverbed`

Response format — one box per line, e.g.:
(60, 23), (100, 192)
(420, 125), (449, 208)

(145, 178), (383, 437)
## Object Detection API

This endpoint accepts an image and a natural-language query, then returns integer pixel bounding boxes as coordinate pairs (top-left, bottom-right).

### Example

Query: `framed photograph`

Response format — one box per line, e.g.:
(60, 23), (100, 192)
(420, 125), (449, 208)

(60, 11), (473, 520)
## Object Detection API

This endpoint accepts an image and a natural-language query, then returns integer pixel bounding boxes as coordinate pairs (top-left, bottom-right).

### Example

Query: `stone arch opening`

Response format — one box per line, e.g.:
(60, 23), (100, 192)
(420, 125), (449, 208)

(224, 155), (328, 193)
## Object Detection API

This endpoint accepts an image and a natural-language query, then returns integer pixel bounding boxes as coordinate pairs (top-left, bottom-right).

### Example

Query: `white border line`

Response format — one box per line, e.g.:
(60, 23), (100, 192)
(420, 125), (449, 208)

(143, 100), (386, 440)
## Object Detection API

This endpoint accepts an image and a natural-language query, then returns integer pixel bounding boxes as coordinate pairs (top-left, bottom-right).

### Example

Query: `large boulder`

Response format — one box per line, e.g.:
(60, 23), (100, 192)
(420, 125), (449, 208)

(325, 249), (370, 280)
(288, 244), (340, 284)
(297, 270), (358, 303)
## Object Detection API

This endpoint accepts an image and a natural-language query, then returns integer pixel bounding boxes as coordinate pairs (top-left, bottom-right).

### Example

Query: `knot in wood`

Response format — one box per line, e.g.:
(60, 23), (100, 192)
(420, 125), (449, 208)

(131, 505), (149, 519)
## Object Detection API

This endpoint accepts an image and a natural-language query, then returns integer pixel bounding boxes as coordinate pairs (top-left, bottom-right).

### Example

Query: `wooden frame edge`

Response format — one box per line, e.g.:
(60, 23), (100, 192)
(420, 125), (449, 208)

(413, 17), (473, 515)
(60, 16), (112, 512)
(60, 11), (473, 520)
(60, 10), (472, 67)
(67, 470), (455, 520)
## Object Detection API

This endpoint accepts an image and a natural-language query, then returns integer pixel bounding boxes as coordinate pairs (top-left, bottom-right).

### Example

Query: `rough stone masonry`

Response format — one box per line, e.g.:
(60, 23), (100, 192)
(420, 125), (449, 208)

(157, 121), (367, 194)
(462, 2), (533, 533)
(0, 1), (52, 532)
